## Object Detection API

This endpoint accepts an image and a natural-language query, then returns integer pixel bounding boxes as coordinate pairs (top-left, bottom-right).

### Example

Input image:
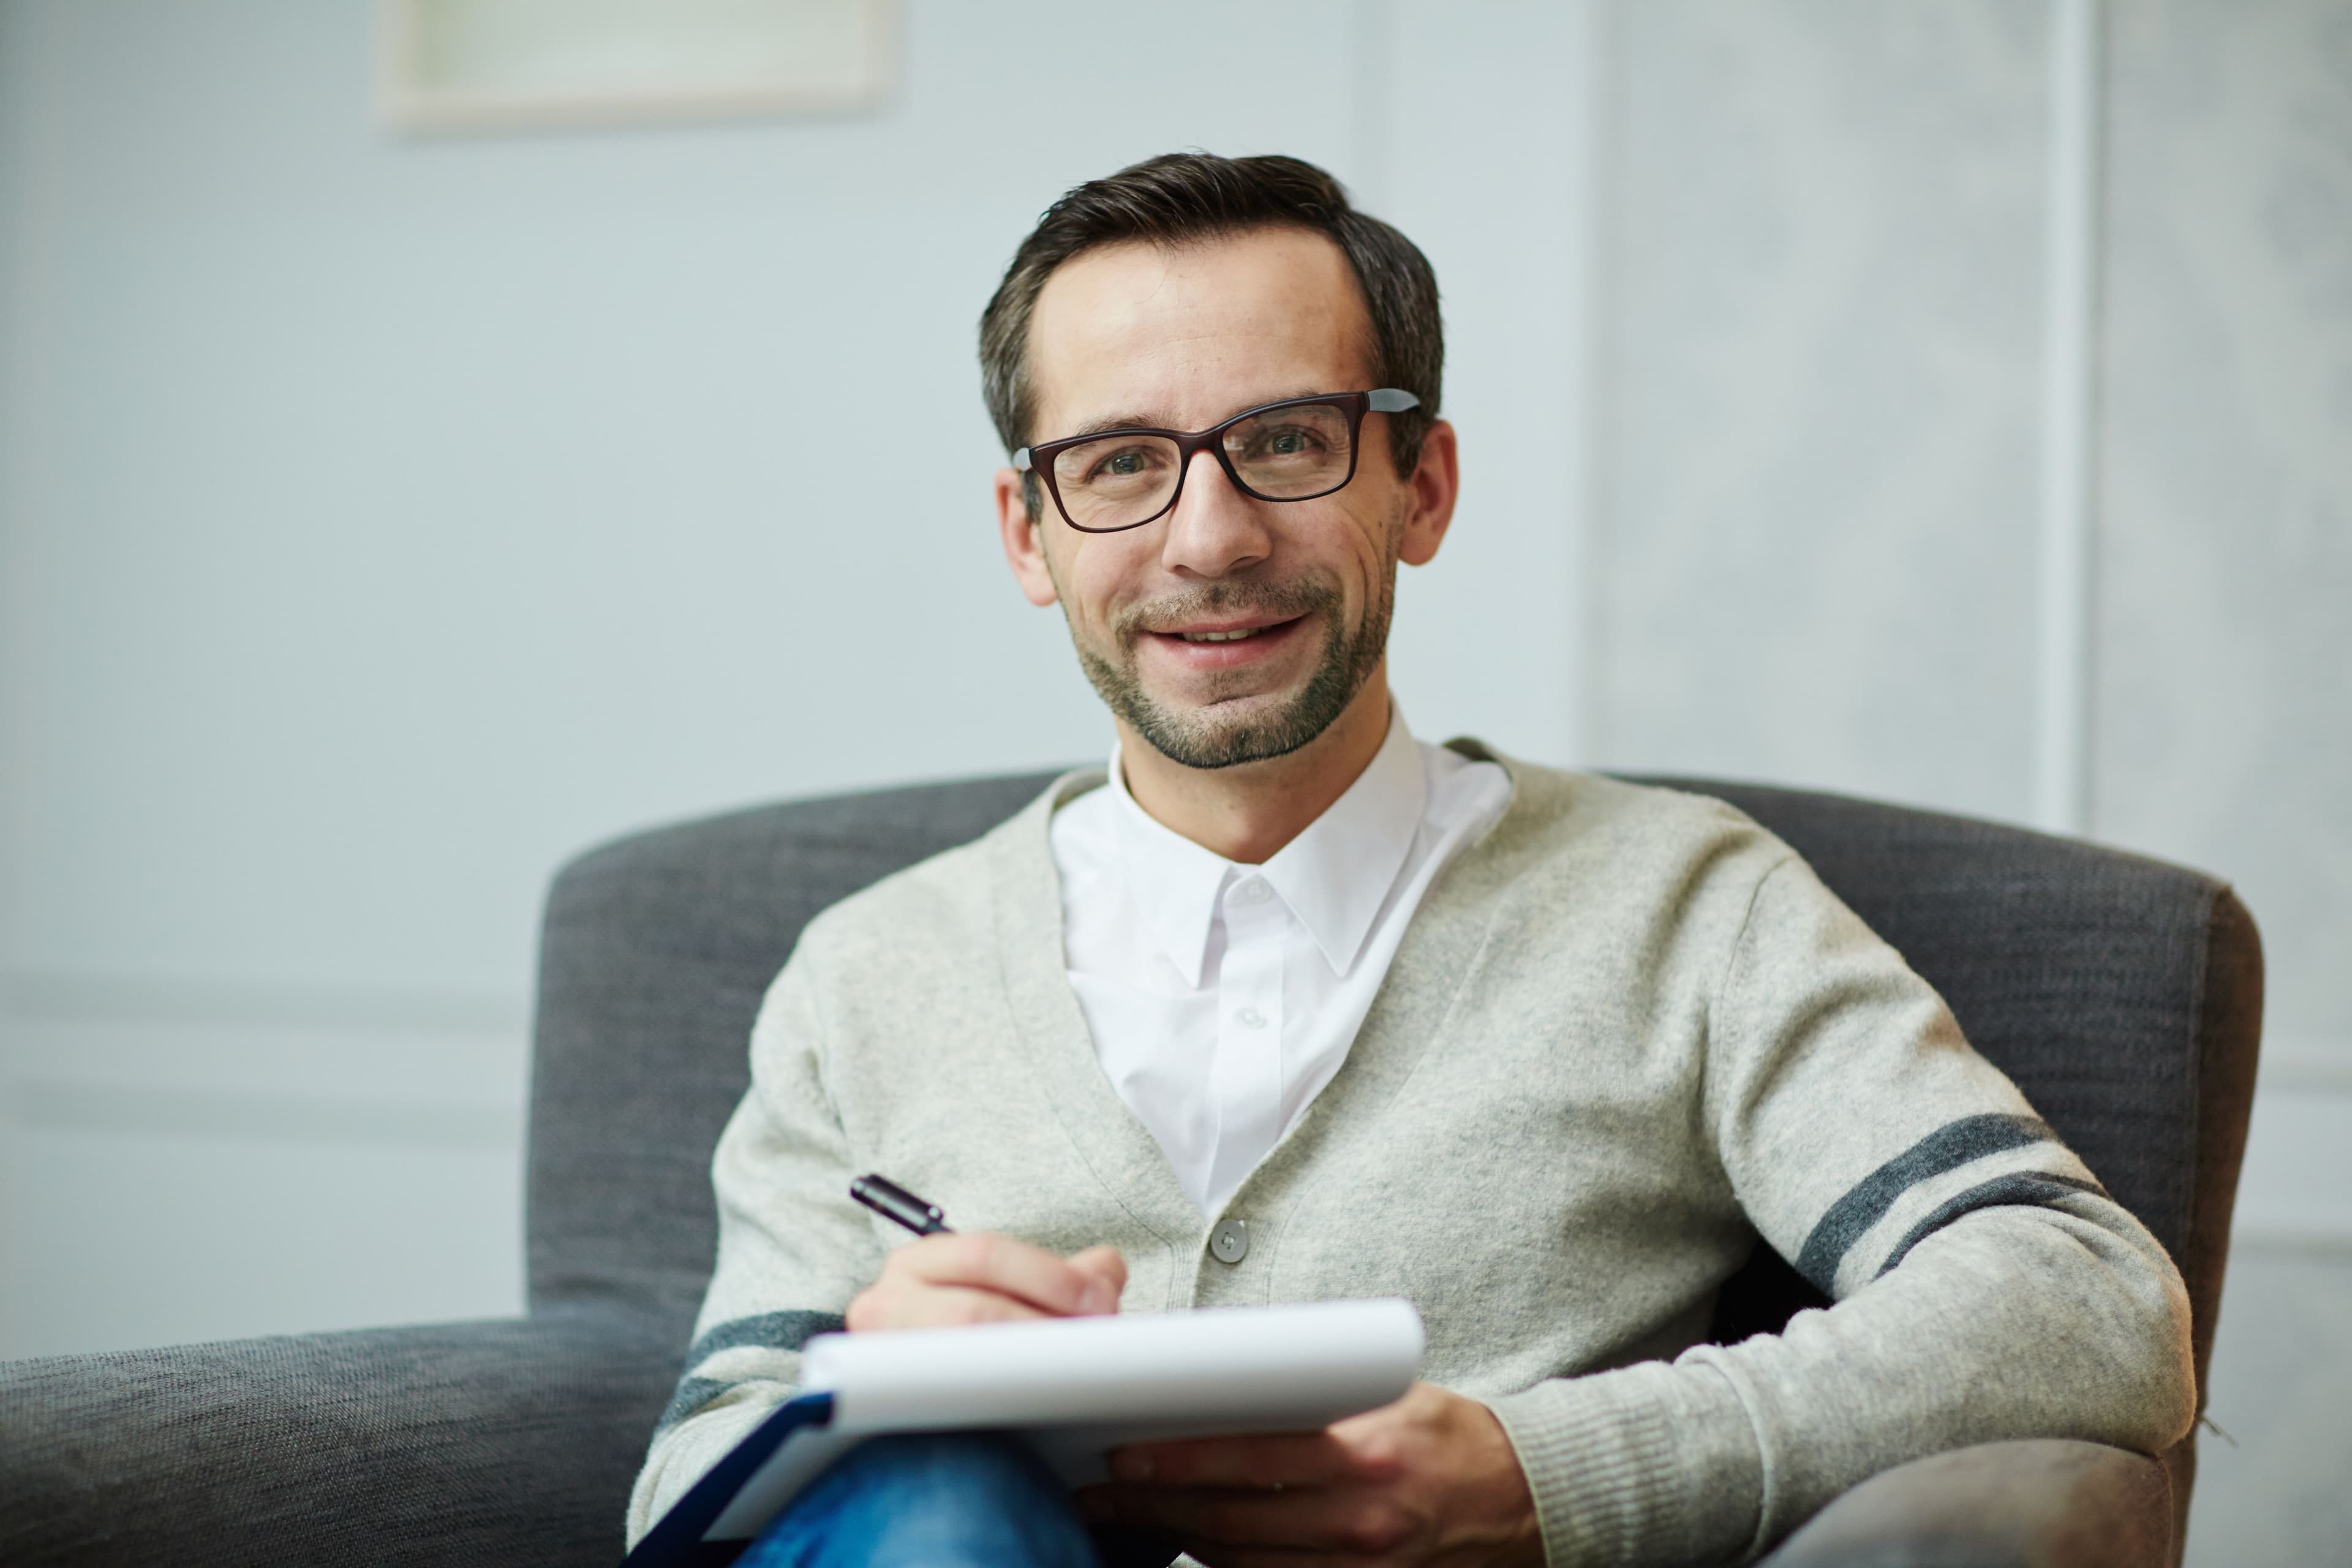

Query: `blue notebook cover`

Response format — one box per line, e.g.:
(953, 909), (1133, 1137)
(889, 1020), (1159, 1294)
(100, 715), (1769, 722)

(620, 1393), (838, 1568)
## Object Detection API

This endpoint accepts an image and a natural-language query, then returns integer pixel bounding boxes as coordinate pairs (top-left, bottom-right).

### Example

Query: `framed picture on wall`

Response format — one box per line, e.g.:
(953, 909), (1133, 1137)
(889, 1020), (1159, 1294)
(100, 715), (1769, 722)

(377, 0), (899, 132)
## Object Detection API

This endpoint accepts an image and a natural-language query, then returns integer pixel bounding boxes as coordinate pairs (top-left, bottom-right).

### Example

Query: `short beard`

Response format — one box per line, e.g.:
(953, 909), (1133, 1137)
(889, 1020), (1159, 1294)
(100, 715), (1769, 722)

(1069, 553), (1398, 772)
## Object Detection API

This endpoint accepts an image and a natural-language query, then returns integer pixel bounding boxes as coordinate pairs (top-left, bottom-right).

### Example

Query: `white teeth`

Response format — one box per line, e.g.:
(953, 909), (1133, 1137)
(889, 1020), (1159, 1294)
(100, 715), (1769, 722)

(1181, 628), (1261, 643)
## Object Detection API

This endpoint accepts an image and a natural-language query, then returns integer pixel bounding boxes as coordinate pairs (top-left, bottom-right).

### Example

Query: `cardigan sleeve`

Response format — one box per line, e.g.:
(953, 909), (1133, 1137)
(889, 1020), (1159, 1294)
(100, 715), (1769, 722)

(624, 933), (888, 1548)
(1486, 853), (2195, 1566)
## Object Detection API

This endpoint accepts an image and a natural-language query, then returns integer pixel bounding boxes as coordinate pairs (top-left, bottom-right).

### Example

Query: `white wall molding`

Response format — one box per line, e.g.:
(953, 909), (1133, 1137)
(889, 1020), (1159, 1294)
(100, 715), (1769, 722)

(13, 1080), (518, 1151)
(1568, 0), (1618, 769)
(2, 970), (527, 1035)
(2232, 1036), (2352, 1250)
(2256, 1039), (2352, 1096)
(0, 1006), (529, 1356)
(2032, 0), (2106, 835)
(1348, 0), (1395, 212)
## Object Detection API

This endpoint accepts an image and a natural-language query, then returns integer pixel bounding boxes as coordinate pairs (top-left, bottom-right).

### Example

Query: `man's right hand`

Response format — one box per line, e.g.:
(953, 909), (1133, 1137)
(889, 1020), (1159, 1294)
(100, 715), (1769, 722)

(843, 1233), (1127, 1330)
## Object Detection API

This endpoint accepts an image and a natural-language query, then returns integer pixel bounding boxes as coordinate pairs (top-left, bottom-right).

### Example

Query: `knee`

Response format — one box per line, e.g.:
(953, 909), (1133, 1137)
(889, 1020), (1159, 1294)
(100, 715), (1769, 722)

(831, 1430), (1064, 1510)
(747, 1431), (1096, 1568)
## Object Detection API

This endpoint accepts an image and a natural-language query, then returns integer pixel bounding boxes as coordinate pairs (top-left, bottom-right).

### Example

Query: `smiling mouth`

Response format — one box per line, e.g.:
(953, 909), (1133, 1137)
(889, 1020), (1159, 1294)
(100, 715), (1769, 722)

(1147, 614), (1306, 647)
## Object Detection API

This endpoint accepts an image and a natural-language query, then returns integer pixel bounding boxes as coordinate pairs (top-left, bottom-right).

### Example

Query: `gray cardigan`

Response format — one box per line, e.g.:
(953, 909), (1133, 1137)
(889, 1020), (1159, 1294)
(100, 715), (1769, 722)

(631, 752), (2195, 1564)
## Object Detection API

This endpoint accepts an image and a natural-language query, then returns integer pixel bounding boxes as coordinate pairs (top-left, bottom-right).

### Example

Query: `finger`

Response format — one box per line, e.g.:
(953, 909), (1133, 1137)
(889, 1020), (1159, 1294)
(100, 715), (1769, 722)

(851, 1282), (1060, 1331)
(1066, 1244), (1128, 1308)
(1073, 1500), (1336, 1568)
(894, 1232), (1115, 1316)
(1325, 1379), (1437, 1442)
(1174, 1544), (1348, 1568)
(1084, 1482), (1396, 1553)
(1109, 1430), (1354, 1489)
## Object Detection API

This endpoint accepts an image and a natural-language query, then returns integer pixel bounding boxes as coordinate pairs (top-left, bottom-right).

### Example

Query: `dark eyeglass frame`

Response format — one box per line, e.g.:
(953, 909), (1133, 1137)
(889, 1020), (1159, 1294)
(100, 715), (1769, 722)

(1012, 388), (1422, 534)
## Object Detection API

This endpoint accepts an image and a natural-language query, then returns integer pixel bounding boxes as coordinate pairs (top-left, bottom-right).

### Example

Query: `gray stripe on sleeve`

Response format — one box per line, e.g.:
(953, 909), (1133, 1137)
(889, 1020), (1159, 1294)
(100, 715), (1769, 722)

(657, 1376), (740, 1432)
(1793, 1114), (2058, 1292)
(1874, 1170), (2109, 1280)
(682, 1308), (846, 1370)
(657, 1308), (848, 1432)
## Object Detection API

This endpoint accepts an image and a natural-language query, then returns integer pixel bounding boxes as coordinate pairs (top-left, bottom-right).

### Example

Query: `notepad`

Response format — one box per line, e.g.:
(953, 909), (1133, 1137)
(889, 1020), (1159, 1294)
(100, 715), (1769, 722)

(624, 1297), (1425, 1566)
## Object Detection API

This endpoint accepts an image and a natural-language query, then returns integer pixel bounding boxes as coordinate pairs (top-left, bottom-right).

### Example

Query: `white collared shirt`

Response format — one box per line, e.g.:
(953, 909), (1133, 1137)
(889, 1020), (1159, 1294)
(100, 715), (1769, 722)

(1047, 712), (1512, 1213)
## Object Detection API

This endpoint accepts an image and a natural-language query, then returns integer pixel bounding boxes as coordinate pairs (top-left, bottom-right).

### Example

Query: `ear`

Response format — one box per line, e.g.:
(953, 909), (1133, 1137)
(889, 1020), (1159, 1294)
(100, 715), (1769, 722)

(1395, 418), (1459, 568)
(995, 467), (1060, 607)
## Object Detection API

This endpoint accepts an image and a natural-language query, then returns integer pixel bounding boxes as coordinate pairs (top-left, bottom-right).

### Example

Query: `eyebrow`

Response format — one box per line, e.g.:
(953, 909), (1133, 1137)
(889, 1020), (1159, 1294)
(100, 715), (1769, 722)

(1066, 413), (1163, 439)
(1055, 388), (1341, 442)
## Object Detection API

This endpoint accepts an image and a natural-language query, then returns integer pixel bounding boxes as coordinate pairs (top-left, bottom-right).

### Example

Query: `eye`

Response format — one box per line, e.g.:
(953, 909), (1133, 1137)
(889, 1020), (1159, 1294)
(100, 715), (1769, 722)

(1075, 442), (1167, 483)
(1251, 423), (1327, 459)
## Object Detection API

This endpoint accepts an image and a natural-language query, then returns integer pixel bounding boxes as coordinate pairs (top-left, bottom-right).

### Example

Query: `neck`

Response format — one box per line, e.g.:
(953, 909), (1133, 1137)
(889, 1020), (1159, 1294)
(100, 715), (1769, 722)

(1115, 669), (1395, 864)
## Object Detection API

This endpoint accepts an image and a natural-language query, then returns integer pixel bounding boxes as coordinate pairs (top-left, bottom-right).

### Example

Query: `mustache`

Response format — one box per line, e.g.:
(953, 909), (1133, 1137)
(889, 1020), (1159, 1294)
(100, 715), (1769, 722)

(1110, 578), (1340, 644)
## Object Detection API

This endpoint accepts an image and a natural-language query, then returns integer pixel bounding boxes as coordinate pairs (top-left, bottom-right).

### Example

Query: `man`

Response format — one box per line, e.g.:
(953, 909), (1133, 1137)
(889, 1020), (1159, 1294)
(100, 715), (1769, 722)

(628, 153), (2192, 1567)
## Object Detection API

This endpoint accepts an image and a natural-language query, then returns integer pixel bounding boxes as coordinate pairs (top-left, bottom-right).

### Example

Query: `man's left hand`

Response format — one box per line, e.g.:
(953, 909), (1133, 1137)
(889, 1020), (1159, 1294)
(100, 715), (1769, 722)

(1075, 1381), (1543, 1567)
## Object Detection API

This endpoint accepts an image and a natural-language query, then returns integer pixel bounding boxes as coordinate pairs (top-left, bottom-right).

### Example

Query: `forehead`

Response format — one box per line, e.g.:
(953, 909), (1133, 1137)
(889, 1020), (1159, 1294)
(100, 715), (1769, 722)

(1024, 226), (1374, 435)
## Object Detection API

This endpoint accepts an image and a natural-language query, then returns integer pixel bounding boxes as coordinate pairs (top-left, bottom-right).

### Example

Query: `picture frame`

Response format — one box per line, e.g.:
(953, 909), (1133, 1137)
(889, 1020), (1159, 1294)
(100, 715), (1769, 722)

(377, 0), (899, 133)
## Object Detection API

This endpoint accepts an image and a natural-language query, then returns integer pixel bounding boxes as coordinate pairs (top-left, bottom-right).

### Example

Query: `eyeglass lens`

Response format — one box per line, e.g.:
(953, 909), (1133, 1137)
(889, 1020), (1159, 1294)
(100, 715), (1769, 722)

(1049, 402), (1356, 531)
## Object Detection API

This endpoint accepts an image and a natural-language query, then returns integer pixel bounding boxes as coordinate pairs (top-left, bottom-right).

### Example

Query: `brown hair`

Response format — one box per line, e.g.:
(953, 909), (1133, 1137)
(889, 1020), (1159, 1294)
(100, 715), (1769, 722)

(978, 152), (1443, 494)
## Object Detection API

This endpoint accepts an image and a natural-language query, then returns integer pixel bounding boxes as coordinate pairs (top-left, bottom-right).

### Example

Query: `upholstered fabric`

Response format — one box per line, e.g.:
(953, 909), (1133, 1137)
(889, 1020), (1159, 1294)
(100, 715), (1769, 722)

(0, 771), (2261, 1567)
(1761, 1438), (2178, 1568)
(0, 1313), (678, 1566)
(527, 774), (1059, 1335)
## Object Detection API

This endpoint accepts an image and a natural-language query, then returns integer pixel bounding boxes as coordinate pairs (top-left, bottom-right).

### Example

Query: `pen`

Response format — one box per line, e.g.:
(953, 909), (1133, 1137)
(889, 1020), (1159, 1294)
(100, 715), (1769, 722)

(850, 1172), (952, 1237)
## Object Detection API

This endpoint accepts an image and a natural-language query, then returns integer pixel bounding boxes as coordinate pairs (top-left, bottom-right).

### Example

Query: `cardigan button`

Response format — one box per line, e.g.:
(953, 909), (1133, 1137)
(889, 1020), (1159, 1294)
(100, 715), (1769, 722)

(1209, 1218), (1250, 1264)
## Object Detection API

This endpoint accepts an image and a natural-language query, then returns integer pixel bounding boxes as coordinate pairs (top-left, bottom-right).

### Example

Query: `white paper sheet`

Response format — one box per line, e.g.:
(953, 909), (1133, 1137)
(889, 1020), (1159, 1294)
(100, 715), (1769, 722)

(703, 1297), (1423, 1541)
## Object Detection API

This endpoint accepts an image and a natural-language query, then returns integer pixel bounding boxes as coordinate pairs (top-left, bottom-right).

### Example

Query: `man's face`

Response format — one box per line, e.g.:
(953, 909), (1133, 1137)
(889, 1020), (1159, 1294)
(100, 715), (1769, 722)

(997, 227), (1450, 771)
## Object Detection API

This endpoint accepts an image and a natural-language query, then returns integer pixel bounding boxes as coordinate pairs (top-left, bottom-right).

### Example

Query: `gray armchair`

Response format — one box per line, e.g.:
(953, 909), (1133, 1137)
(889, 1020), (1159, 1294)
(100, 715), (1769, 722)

(0, 773), (2261, 1567)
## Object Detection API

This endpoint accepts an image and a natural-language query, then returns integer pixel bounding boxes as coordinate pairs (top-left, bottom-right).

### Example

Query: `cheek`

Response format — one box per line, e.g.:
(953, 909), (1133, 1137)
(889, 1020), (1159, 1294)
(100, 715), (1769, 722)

(1054, 542), (1145, 630)
(1322, 505), (1400, 594)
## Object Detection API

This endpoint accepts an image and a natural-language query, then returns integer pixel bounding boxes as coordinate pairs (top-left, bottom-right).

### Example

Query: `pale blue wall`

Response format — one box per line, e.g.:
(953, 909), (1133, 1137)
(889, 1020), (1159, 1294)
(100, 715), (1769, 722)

(0, 0), (1599, 1352)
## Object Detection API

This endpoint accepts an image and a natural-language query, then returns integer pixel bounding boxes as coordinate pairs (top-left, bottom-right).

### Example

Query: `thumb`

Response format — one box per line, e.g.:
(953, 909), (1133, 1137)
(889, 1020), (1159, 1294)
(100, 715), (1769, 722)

(1066, 1244), (1128, 1310)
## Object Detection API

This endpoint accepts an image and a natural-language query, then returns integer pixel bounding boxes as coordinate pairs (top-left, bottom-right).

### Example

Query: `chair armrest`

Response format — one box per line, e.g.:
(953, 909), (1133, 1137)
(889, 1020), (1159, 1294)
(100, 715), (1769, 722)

(1758, 1438), (2173, 1568)
(0, 1307), (680, 1567)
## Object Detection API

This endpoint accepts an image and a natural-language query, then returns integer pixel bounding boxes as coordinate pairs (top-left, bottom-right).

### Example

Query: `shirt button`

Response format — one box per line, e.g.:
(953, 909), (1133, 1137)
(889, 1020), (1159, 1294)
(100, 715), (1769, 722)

(1235, 1006), (1267, 1029)
(1210, 1218), (1250, 1264)
(1238, 880), (1271, 904)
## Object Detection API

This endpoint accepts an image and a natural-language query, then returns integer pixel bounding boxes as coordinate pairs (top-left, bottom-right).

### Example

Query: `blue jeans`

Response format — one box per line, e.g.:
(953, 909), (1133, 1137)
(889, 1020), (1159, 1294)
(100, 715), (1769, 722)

(737, 1432), (1178, 1568)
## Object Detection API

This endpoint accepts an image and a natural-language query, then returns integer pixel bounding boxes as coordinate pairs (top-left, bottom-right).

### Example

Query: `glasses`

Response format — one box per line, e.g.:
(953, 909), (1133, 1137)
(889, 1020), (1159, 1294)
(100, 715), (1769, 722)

(1014, 388), (1422, 533)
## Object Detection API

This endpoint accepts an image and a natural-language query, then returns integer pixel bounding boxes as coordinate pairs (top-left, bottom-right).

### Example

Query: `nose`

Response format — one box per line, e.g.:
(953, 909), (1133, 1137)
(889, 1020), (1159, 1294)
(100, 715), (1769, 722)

(1158, 447), (1272, 579)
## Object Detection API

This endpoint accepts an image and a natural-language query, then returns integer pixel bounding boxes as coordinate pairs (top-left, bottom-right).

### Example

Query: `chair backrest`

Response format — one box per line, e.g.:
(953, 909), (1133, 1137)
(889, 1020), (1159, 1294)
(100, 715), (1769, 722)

(527, 770), (2261, 1440)
(529, 772), (1058, 1330)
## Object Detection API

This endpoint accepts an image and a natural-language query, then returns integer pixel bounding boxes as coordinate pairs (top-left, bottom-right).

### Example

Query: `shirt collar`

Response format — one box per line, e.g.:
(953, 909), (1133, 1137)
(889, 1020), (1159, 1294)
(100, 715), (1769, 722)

(1258, 710), (1427, 976)
(1105, 755), (1235, 989)
(1104, 707), (1429, 985)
